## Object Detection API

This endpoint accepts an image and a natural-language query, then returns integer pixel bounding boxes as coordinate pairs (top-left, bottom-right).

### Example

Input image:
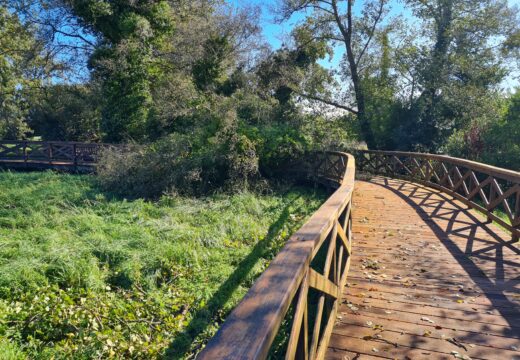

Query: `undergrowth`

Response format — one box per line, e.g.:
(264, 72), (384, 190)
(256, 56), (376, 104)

(0, 171), (326, 359)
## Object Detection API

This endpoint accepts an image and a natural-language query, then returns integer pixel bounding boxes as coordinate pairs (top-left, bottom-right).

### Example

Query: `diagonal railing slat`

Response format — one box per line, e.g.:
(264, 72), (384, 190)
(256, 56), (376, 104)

(198, 152), (355, 360)
(356, 150), (520, 242)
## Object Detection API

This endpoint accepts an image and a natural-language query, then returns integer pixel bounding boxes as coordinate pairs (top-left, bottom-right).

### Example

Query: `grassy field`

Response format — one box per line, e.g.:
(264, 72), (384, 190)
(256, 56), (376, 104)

(0, 171), (326, 359)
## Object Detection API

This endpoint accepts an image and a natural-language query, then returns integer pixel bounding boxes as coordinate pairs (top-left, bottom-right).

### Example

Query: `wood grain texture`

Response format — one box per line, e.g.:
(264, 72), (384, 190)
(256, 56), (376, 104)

(327, 177), (520, 360)
(198, 152), (355, 360)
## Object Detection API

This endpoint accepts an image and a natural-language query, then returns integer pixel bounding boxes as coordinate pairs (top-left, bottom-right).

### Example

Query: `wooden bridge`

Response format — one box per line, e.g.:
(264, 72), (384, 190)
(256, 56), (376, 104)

(0, 140), (108, 171)
(199, 151), (520, 360)
(0, 142), (517, 358)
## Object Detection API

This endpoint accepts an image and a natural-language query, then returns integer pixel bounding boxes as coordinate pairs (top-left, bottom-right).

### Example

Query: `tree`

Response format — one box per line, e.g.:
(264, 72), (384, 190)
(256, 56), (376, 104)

(394, 0), (519, 150)
(481, 90), (520, 170)
(277, 0), (393, 148)
(0, 6), (49, 139)
(28, 84), (102, 141)
(62, 0), (175, 142)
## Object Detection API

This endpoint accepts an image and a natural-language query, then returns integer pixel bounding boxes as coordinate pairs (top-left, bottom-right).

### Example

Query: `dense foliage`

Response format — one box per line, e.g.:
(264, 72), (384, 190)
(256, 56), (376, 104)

(0, 171), (326, 358)
(0, 0), (519, 179)
(0, 0), (519, 358)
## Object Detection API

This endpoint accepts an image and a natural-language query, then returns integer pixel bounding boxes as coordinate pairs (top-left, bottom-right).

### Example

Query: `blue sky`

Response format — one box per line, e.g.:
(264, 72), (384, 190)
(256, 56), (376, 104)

(230, 0), (520, 89)
(229, 0), (411, 72)
(238, 0), (520, 49)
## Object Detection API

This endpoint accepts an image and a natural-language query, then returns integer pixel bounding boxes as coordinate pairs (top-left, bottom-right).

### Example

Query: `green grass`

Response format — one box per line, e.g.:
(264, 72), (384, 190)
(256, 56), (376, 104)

(0, 171), (326, 359)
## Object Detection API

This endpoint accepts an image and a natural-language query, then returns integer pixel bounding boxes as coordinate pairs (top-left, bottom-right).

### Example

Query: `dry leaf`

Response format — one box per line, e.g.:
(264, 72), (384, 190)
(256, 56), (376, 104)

(421, 316), (435, 324)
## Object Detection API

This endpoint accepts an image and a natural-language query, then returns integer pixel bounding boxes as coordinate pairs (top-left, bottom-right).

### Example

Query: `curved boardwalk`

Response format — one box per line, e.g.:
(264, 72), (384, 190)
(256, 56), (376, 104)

(327, 177), (520, 360)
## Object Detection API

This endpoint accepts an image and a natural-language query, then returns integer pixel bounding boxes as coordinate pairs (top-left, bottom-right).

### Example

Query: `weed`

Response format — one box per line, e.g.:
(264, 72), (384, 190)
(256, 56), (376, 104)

(0, 170), (326, 358)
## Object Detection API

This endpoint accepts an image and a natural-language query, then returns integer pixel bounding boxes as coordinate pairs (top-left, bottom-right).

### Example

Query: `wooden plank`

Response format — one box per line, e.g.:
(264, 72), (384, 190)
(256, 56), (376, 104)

(330, 324), (520, 360)
(326, 178), (520, 360)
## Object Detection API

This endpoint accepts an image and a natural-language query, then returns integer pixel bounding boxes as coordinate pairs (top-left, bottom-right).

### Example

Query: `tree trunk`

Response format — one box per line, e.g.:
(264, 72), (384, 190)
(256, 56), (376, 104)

(349, 73), (374, 148)
(338, 0), (376, 149)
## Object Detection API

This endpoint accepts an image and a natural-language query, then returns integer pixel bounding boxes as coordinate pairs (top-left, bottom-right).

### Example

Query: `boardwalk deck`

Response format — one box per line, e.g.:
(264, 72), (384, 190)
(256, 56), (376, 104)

(327, 177), (520, 360)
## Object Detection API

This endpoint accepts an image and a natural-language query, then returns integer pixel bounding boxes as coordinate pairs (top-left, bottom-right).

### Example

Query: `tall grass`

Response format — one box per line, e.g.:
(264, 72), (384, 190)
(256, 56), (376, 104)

(0, 171), (326, 359)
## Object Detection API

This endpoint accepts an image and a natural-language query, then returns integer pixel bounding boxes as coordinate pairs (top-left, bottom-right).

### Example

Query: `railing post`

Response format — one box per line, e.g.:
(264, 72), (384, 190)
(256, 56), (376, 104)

(514, 191), (520, 242)
(23, 141), (28, 168)
(73, 143), (78, 172)
(48, 142), (53, 165)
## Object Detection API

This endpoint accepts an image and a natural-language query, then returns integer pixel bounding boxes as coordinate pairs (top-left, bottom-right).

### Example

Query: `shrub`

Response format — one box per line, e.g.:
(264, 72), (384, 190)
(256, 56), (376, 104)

(97, 90), (358, 198)
(442, 90), (520, 171)
(97, 108), (259, 198)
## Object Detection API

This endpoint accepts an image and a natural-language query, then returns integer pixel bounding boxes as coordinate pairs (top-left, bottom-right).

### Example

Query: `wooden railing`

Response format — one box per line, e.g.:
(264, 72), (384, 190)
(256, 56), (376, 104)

(198, 152), (355, 359)
(356, 150), (520, 241)
(0, 140), (108, 170)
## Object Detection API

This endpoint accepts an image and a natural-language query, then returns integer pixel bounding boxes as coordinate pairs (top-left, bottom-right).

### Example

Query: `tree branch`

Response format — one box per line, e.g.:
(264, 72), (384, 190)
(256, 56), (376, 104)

(356, 0), (386, 65)
(296, 91), (359, 114)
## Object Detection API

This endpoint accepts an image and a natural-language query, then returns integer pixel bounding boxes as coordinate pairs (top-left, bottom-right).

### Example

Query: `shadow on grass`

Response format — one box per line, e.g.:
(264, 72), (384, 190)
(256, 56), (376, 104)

(163, 194), (302, 359)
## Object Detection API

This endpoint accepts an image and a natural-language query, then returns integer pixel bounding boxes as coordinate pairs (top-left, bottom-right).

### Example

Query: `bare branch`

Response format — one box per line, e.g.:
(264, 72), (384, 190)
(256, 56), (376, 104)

(356, 0), (386, 65)
(295, 90), (358, 114)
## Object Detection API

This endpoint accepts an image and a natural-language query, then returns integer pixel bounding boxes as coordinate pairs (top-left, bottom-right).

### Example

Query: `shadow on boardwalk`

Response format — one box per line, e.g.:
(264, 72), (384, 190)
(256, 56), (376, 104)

(327, 177), (519, 359)
(372, 176), (520, 333)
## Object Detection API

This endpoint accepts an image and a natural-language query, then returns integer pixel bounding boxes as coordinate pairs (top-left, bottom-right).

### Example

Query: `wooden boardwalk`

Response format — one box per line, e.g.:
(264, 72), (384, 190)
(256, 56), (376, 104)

(327, 177), (520, 360)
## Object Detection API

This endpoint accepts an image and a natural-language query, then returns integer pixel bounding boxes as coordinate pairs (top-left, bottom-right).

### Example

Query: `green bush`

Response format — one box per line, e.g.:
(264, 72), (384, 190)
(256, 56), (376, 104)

(97, 90), (357, 198)
(97, 129), (258, 198)
(442, 90), (520, 171)
(480, 91), (520, 170)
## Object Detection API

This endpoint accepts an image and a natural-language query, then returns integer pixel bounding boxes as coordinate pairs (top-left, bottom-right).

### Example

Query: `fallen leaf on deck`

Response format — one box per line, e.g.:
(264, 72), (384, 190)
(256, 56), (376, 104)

(447, 337), (468, 351)
(421, 316), (435, 324)
(346, 303), (359, 311)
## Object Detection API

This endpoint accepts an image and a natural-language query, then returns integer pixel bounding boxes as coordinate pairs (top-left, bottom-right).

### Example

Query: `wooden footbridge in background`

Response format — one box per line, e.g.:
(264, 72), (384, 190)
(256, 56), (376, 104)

(0, 142), (518, 359)
(200, 151), (520, 360)
(0, 140), (107, 171)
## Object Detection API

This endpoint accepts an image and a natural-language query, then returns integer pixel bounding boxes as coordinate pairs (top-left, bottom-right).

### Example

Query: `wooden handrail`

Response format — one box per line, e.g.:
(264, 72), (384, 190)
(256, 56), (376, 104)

(356, 150), (520, 241)
(0, 140), (110, 170)
(198, 152), (355, 359)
